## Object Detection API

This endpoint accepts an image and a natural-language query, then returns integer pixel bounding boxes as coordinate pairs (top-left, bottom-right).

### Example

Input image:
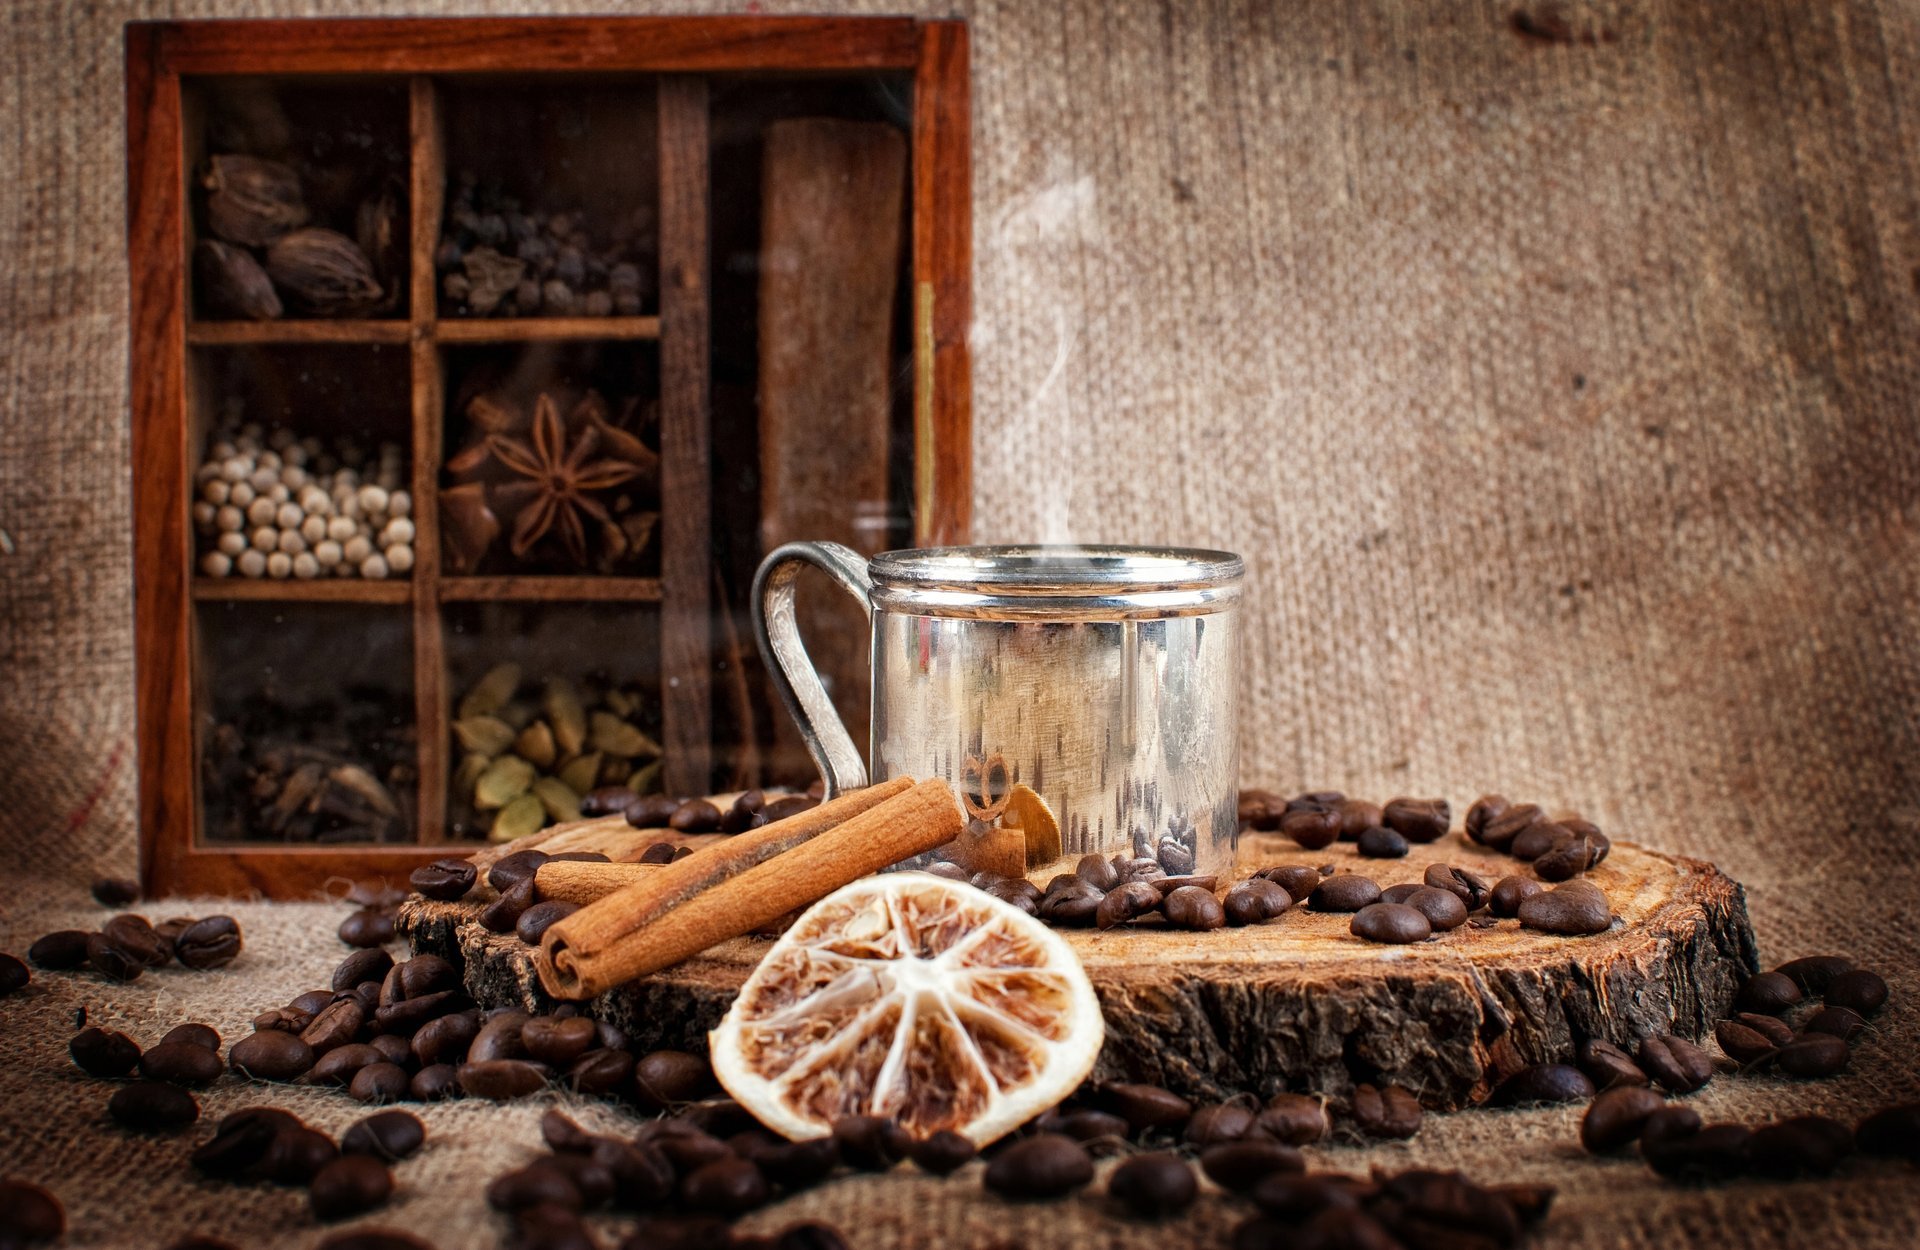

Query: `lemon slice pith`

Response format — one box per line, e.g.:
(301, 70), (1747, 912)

(709, 873), (1105, 1146)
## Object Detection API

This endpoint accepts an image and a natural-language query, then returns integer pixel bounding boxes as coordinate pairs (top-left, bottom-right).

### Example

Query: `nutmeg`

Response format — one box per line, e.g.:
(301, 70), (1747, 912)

(195, 240), (283, 320)
(203, 154), (309, 247)
(265, 228), (383, 316)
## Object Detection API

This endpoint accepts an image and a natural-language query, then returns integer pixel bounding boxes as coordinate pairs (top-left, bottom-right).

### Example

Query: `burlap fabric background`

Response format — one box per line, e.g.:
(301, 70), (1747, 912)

(3, 0), (1918, 1245)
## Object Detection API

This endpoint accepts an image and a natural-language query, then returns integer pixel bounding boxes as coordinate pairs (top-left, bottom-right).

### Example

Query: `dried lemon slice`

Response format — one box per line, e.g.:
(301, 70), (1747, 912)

(709, 873), (1104, 1145)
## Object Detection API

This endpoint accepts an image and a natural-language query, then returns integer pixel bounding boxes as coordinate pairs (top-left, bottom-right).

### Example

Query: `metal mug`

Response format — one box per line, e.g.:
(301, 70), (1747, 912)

(751, 544), (1245, 878)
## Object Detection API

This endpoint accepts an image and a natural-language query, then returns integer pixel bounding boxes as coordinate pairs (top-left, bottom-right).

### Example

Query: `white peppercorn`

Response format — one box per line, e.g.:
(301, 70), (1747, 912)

(191, 501), (217, 530)
(283, 444), (308, 468)
(358, 485), (389, 516)
(236, 549), (268, 578)
(220, 457), (249, 483)
(380, 518), (415, 547)
(360, 552), (390, 580)
(388, 490), (411, 518)
(342, 535), (372, 565)
(281, 466), (308, 490)
(384, 544), (414, 573)
(314, 540), (343, 568)
(247, 497), (278, 527)
(228, 481), (256, 508)
(200, 551), (232, 577)
(249, 467), (279, 493)
(216, 505), (244, 532)
(292, 551), (320, 579)
(277, 529), (306, 554)
(300, 487), (332, 515)
(300, 515), (328, 544)
(326, 516), (357, 542)
(202, 479), (230, 505)
(250, 527), (278, 552)
(266, 483), (290, 504)
(216, 531), (248, 557)
(209, 440), (237, 461)
(266, 551), (292, 579)
(275, 502), (303, 529)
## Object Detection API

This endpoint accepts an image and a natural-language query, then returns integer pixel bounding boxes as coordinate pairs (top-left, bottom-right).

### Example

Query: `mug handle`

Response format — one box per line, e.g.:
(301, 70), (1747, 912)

(751, 541), (874, 796)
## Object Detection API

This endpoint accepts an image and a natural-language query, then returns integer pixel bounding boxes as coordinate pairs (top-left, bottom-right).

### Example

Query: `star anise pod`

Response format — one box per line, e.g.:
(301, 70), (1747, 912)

(488, 393), (641, 567)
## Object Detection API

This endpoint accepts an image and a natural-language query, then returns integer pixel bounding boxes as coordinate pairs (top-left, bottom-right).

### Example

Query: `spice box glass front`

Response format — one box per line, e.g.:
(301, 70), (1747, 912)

(130, 17), (973, 896)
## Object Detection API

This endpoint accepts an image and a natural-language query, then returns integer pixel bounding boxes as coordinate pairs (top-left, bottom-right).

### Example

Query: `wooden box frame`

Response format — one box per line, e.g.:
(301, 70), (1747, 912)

(128, 16), (971, 897)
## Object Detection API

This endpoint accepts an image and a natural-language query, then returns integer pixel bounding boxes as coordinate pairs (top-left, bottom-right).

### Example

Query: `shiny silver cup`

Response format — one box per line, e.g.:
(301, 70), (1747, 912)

(751, 544), (1244, 878)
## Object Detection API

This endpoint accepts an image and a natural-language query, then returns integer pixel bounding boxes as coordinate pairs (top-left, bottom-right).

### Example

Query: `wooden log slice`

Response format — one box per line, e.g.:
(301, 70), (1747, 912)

(397, 834), (1756, 1108)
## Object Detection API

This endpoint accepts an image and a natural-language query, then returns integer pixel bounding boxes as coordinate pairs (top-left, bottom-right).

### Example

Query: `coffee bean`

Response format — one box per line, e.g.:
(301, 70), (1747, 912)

(983, 1133), (1093, 1199)
(1108, 1152), (1196, 1217)
(1355, 826), (1408, 858)
(253, 1125), (339, 1184)
(1638, 1034), (1715, 1093)
(1249, 1173), (1361, 1219)
(681, 1156), (769, 1215)
(409, 858), (477, 901)
(1802, 1005), (1866, 1041)
(1516, 880), (1611, 935)
(565, 1048), (634, 1096)
(489, 849), (552, 894)
(1581, 1086), (1667, 1153)
(1642, 1122), (1751, 1182)
(230, 1029), (315, 1081)
(1223, 879), (1291, 926)
(375, 990), (464, 1036)
(0, 1178), (64, 1244)
(1097, 1082), (1192, 1134)
(85, 931), (144, 982)
(468, 1010), (530, 1063)
(1856, 1103), (1920, 1160)
(301, 997), (367, 1055)
(108, 1080), (199, 1132)
(547, 1152), (617, 1210)
(1402, 886), (1468, 932)
(311, 1155), (393, 1221)
(1735, 1012), (1793, 1046)
(368, 1034), (412, 1068)
(1185, 1103), (1256, 1146)
(219, 1105), (303, 1137)
(336, 1108), (426, 1163)
(290, 988), (336, 1015)
(829, 1115), (911, 1170)
(763, 794), (819, 825)
(1377, 883), (1420, 904)
(1577, 1038), (1648, 1090)
(1199, 1141), (1303, 1192)
(1382, 798), (1450, 842)
(1508, 820), (1567, 861)
(489, 1162), (582, 1214)
(1162, 885), (1226, 931)
(638, 842), (678, 865)
(1734, 971), (1802, 1014)
(1309, 875), (1382, 912)
(1334, 799), (1382, 840)
(1488, 1063), (1595, 1107)
(633, 1049), (715, 1110)
(1260, 865), (1322, 901)
(27, 930), (90, 970)
(311, 1043), (385, 1087)
(92, 876), (140, 907)
(669, 799), (723, 833)
(1747, 1115), (1853, 1177)
(892, 1129), (972, 1176)
(1824, 969), (1889, 1014)
(517, 900), (579, 946)
(1278, 807), (1340, 850)
(1039, 880), (1104, 927)
(540, 1110), (595, 1155)
(1070, 853), (1118, 891)
(1350, 902), (1431, 945)
(349, 1062), (410, 1104)
(192, 1113), (282, 1178)
(254, 1006), (312, 1034)
(1640, 1103), (1703, 1144)
(594, 1138), (678, 1209)
(1485, 804), (1548, 854)
(1351, 1084), (1422, 1139)
(477, 878), (536, 934)
(459, 1059), (548, 1100)
(580, 786), (642, 818)
(1533, 831), (1610, 882)
(1031, 1107), (1124, 1146)
(1773, 954), (1853, 995)
(410, 1063), (459, 1102)
(338, 907), (396, 948)
(1095, 881), (1163, 929)
(523, 1016), (598, 1065)
(160, 1022), (220, 1051)
(742, 1137), (832, 1195)
(170, 915), (240, 970)
(1421, 864), (1489, 911)
(1488, 875), (1542, 918)
(139, 1041), (224, 1087)
(1714, 1020), (1779, 1065)
(1464, 794), (1509, 844)
(985, 881), (1040, 915)
(1775, 1033), (1850, 1078)
(70, 1026), (142, 1077)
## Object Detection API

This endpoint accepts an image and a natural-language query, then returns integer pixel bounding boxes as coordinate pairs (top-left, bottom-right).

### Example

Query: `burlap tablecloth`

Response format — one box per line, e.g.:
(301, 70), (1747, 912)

(2, 0), (1916, 1245)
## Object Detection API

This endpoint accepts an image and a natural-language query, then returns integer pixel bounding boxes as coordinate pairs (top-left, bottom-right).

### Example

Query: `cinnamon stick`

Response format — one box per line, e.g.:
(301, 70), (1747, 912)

(537, 777), (962, 999)
(534, 860), (661, 905)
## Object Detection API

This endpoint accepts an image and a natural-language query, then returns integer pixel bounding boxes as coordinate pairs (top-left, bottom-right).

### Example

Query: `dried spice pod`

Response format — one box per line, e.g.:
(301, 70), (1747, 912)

(356, 185), (403, 305)
(194, 240), (283, 320)
(265, 228), (383, 315)
(204, 153), (308, 246)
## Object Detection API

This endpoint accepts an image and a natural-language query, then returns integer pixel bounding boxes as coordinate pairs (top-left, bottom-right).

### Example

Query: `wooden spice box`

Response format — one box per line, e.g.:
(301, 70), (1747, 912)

(128, 17), (972, 897)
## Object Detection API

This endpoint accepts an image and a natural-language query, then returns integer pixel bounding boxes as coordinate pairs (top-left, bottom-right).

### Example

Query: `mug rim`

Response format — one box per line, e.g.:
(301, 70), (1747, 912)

(870, 544), (1244, 593)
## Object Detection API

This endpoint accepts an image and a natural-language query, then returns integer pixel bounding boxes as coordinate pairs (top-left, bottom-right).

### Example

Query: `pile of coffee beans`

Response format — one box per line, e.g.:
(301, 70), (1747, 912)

(942, 853), (1290, 932)
(25, 910), (242, 984)
(1461, 793), (1612, 880)
(190, 1104), (424, 1222)
(1583, 1087), (1920, 1181)
(1232, 1167), (1553, 1249)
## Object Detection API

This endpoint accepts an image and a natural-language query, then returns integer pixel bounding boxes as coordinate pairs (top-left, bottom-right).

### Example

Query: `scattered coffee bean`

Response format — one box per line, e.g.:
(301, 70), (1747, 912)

(831, 1115), (912, 1170)
(1856, 1103), (1920, 1161)
(1248, 1173), (1361, 1219)
(160, 1022), (221, 1051)
(1096, 1083), (1192, 1133)
(1278, 807), (1340, 850)
(680, 1156), (769, 1215)
(1350, 902), (1431, 944)
(1382, 798), (1450, 842)
(1774, 1033), (1849, 1078)
(1733, 1012), (1793, 1047)
(1199, 1141), (1304, 1191)
(523, 1016), (598, 1065)
(1308, 875), (1381, 912)
(1824, 969), (1888, 1014)
(1069, 853), (1118, 891)
(27, 930), (90, 970)
(669, 799), (723, 833)
(311, 1155), (393, 1221)
(368, 1036), (411, 1070)
(1507, 820), (1568, 862)
(1185, 1103), (1256, 1146)
(1464, 794), (1509, 844)
(489, 849), (552, 894)
(480, 878), (537, 934)
(1802, 1005), (1866, 1041)
(1533, 830), (1610, 881)
(488, 1162), (582, 1213)
(1734, 971), (1802, 1014)
(69, 1026), (142, 1077)
(1162, 885), (1226, 931)
(291, 989), (336, 1014)
(1039, 1107), (1129, 1144)
(1747, 1115), (1853, 1177)
(1223, 878), (1290, 926)
(1581, 1086), (1667, 1153)
(230, 1029), (315, 1081)
(1640, 1103), (1703, 1143)
(139, 1040), (224, 1087)
(1516, 879), (1611, 935)
(1402, 886), (1468, 932)
(1350, 1084), (1421, 1139)
(546, 1150), (616, 1210)
(580, 786), (642, 818)
(1379, 883), (1422, 904)
(410, 1064), (459, 1102)
(302, 997), (367, 1055)
(459, 1059), (548, 1100)
(349, 1062), (410, 1104)
(339, 1109), (426, 1162)
(633, 1050), (715, 1110)
(1355, 826), (1408, 858)
(638, 842), (679, 865)
(983, 1133), (1093, 1200)
(1334, 799), (1383, 840)
(1488, 876), (1542, 918)
(108, 1080), (199, 1132)
(338, 907), (396, 948)
(1489, 1063), (1594, 1107)
(92, 876), (141, 907)
(171, 915), (241, 970)
(1637, 1034), (1715, 1093)
(85, 932), (144, 982)
(0, 1178), (65, 1245)
(1642, 1122), (1751, 1182)
(192, 1112), (283, 1179)
(762, 795), (819, 825)
(1039, 879), (1105, 927)
(565, 1048), (634, 1096)
(1713, 1020), (1778, 1064)
(1108, 1153), (1197, 1217)
(1577, 1038), (1648, 1090)
(517, 900), (579, 946)
(1096, 881), (1163, 929)
(1260, 865), (1323, 901)
(311, 1043), (385, 1087)
(1253, 1093), (1326, 1145)
(905, 1129), (975, 1175)
(1423, 864), (1490, 911)
(409, 859), (477, 901)
(1773, 954), (1853, 995)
